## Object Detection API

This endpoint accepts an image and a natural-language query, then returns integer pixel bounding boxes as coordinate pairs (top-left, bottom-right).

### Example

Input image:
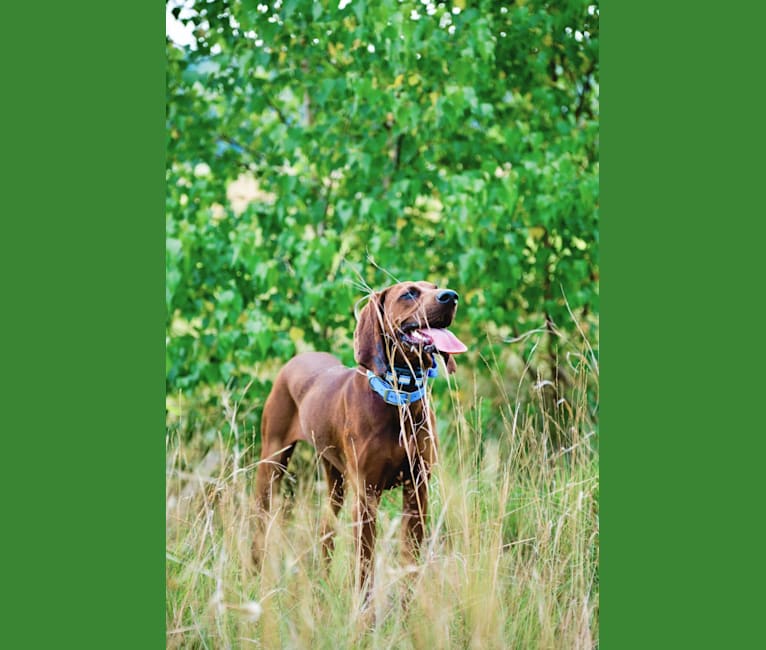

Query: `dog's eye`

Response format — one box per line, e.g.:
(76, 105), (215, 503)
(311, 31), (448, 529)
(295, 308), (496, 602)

(400, 287), (420, 300)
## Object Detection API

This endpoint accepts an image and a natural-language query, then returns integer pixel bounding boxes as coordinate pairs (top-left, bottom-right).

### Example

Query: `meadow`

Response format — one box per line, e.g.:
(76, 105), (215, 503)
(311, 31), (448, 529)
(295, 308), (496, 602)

(166, 330), (598, 649)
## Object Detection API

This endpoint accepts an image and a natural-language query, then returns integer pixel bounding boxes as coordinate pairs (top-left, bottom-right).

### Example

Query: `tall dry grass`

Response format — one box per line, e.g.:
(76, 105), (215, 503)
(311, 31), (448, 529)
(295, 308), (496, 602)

(166, 335), (598, 649)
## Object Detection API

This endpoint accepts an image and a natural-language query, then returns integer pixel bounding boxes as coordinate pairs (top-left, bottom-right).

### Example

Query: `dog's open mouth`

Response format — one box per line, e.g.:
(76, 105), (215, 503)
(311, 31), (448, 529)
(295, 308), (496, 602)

(400, 324), (467, 354)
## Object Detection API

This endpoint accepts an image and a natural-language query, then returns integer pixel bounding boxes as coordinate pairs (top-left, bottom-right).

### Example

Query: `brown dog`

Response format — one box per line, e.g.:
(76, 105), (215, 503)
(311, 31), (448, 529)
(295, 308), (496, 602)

(252, 281), (466, 590)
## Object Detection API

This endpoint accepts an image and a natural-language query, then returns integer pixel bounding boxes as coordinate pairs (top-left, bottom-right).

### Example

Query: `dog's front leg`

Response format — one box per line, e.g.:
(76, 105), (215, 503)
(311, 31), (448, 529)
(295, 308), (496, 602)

(401, 470), (429, 566)
(352, 483), (380, 593)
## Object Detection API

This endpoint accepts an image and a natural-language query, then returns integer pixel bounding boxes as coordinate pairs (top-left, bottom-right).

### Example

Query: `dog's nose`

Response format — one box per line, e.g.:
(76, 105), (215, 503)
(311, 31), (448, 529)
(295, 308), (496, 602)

(436, 290), (459, 304)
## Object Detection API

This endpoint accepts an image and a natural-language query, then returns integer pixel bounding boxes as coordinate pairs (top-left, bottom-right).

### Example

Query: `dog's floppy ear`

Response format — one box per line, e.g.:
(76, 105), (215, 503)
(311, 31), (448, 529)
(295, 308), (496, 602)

(354, 290), (388, 375)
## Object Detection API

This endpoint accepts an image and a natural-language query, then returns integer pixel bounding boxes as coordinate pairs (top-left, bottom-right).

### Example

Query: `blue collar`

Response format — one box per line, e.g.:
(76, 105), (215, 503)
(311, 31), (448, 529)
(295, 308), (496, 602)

(366, 359), (438, 406)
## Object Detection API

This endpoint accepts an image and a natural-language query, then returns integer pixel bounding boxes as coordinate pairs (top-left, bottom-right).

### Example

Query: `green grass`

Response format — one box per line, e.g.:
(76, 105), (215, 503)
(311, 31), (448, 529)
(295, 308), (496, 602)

(166, 338), (598, 649)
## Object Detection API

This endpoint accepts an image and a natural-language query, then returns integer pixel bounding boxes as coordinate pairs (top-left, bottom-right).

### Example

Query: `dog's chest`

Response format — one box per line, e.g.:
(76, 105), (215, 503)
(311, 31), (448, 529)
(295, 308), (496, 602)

(375, 426), (434, 489)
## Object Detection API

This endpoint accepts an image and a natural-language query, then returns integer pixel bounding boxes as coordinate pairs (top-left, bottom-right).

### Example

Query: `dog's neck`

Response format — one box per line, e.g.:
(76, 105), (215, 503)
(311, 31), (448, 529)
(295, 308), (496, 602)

(365, 355), (438, 406)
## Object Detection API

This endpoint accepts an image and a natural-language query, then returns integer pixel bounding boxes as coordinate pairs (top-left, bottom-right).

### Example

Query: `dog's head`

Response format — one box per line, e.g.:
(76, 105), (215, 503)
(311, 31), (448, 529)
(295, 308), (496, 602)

(354, 281), (467, 376)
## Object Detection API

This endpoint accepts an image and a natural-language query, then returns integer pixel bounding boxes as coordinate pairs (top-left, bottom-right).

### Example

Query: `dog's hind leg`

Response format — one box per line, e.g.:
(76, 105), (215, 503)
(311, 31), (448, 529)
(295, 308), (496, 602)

(252, 382), (299, 566)
(320, 459), (345, 562)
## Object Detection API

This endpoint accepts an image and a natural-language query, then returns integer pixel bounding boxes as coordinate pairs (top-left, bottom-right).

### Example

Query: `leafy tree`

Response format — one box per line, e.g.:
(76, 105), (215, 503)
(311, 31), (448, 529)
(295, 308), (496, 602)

(166, 0), (599, 404)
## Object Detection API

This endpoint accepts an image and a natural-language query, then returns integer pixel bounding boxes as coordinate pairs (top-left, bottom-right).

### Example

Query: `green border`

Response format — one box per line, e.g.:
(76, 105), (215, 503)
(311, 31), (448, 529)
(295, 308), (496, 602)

(603, 2), (765, 647)
(4, 1), (764, 647)
(2, 3), (164, 647)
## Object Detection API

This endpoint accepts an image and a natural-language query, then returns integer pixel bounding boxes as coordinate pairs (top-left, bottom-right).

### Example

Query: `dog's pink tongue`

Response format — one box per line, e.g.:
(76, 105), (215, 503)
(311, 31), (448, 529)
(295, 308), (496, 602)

(419, 328), (467, 354)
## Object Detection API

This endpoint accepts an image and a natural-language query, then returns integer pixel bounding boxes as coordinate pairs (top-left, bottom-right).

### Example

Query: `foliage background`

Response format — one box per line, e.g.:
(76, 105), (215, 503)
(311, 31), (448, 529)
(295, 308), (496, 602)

(166, 0), (599, 431)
